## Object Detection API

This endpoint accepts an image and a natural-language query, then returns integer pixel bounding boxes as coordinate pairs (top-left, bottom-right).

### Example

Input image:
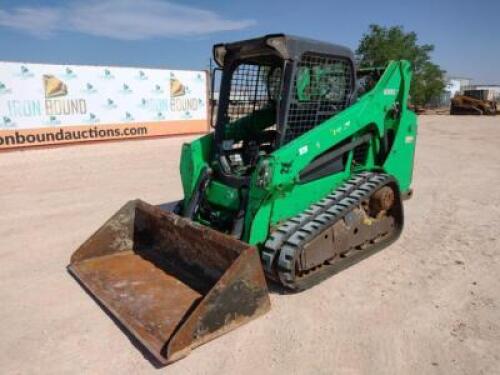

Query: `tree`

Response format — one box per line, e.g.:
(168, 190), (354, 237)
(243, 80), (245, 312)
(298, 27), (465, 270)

(356, 25), (446, 107)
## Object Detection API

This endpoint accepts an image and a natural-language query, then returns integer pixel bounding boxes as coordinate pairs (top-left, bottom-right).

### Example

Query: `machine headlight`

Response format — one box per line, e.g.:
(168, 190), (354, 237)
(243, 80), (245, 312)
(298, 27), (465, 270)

(266, 36), (287, 57)
(213, 45), (227, 67)
(256, 159), (273, 188)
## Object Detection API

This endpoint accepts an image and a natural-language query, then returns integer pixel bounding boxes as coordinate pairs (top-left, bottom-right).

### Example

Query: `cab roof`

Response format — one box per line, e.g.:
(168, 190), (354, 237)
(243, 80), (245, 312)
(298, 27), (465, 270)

(213, 33), (354, 67)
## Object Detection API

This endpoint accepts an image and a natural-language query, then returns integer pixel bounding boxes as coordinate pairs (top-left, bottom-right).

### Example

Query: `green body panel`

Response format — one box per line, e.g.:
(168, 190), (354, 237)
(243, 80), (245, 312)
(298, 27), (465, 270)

(246, 199), (273, 245)
(180, 132), (213, 205)
(179, 60), (417, 247)
(383, 110), (417, 192)
(270, 171), (350, 226)
(205, 180), (240, 211)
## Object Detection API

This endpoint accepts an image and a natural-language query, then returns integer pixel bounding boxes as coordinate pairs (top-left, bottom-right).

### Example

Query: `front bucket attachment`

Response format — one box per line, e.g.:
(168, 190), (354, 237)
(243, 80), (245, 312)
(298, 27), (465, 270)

(68, 200), (270, 365)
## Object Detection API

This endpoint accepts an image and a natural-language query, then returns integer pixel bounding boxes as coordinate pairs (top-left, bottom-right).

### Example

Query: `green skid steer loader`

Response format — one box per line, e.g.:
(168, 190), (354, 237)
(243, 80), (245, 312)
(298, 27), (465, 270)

(69, 34), (417, 365)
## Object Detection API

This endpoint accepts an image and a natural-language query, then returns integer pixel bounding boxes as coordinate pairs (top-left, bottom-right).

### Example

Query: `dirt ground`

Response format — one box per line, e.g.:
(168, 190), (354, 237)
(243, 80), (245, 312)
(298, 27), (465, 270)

(1, 115), (499, 375)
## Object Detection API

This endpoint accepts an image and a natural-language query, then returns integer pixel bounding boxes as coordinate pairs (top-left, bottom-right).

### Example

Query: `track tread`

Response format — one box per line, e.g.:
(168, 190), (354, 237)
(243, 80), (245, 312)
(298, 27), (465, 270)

(263, 172), (402, 290)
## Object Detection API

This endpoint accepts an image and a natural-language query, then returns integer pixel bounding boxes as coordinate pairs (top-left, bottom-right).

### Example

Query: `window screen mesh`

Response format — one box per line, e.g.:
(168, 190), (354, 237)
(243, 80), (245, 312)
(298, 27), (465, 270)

(226, 64), (281, 123)
(284, 54), (352, 144)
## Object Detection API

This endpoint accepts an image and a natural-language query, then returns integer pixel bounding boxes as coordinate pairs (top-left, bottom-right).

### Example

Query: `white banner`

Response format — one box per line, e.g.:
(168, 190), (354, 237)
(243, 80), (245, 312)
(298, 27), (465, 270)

(0, 62), (208, 149)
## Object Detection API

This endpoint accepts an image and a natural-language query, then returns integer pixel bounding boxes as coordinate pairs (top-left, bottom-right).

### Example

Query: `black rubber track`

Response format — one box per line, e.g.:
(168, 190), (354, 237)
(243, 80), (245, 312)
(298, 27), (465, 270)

(262, 172), (404, 291)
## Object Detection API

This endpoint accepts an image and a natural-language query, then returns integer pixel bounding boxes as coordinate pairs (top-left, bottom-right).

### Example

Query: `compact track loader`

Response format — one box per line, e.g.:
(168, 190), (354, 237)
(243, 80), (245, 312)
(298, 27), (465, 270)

(69, 34), (417, 365)
(450, 90), (497, 115)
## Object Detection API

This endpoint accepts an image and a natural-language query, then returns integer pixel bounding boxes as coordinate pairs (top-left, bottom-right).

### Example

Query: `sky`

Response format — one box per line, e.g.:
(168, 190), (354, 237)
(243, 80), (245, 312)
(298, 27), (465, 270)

(0, 0), (498, 84)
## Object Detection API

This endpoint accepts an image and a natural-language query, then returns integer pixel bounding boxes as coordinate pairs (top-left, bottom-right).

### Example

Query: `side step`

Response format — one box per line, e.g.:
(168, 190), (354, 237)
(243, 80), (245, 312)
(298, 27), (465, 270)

(68, 200), (270, 365)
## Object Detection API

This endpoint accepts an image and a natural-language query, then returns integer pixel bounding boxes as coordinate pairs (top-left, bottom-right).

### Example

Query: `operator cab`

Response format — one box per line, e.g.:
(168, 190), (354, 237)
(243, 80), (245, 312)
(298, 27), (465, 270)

(212, 34), (356, 185)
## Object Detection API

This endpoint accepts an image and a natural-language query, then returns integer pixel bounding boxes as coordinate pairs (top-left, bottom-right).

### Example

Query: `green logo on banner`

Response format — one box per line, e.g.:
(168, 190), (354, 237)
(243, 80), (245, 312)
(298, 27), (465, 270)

(82, 83), (97, 94)
(104, 98), (117, 109)
(63, 67), (77, 79)
(136, 70), (148, 80)
(102, 68), (115, 79)
(17, 65), (34, 78)
(1, 116), (16, 128)
(152, 84), (164, 94)
(85, 113), (99, 123)
(123, 112), (134, 121)
(120, 83), (132, 94)
(0, 82), (12, 95)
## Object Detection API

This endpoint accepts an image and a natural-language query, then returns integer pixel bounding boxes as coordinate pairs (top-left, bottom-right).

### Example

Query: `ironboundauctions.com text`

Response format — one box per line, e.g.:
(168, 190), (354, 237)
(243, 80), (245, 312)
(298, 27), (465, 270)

(0, 126), (148, 146)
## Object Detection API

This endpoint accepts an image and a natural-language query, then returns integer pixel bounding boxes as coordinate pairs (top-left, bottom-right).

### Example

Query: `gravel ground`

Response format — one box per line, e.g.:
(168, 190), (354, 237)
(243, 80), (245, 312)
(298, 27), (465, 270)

(1, 115), (499, 375)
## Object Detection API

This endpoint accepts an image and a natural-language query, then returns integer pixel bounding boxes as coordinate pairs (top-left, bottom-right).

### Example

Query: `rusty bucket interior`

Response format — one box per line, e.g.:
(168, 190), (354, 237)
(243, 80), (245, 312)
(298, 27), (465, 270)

(68, 200), (270, 365)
